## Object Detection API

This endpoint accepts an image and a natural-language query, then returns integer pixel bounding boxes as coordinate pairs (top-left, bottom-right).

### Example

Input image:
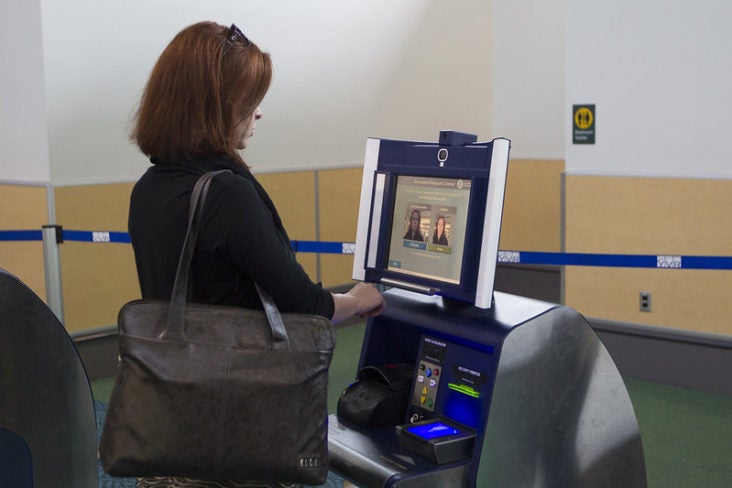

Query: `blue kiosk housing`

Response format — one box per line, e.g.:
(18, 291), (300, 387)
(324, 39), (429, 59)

(328, 132), (647, 487)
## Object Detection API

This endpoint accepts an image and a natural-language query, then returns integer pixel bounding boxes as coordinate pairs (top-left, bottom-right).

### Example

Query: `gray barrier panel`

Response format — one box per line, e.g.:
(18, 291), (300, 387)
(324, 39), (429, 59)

(0, 268), (98, 488)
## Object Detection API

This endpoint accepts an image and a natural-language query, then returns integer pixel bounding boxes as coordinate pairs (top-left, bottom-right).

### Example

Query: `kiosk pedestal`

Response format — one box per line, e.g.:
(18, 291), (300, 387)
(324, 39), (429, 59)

(329, 288), (647, 487)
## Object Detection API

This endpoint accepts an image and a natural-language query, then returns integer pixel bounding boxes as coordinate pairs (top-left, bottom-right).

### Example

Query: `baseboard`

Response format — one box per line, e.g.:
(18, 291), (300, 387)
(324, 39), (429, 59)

(590, 318), (732, 395)
(494, 264), (561, 303)
(72, 326), (119, 381)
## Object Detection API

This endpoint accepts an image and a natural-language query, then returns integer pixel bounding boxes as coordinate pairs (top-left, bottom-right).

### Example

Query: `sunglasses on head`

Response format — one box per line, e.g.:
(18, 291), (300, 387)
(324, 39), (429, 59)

(222, 23), (251, 56)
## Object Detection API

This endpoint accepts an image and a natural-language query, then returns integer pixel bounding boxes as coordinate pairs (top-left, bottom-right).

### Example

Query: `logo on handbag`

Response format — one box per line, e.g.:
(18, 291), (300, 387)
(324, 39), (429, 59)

(298, 456), (321, 469)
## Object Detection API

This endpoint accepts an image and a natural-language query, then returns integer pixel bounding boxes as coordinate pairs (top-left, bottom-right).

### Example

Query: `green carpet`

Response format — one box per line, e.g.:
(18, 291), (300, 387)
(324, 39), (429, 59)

(93, 322), (732, 488)
(624, 377), (732, 488)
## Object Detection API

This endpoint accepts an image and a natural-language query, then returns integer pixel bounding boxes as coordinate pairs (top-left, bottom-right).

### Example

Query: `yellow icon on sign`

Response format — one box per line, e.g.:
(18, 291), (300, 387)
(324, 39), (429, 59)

(574, 107), (593, 129)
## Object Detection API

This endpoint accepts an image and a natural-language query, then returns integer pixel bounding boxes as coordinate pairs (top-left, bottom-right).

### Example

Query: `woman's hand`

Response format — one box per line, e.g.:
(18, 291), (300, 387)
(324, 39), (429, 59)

(331, 282), (386, 324)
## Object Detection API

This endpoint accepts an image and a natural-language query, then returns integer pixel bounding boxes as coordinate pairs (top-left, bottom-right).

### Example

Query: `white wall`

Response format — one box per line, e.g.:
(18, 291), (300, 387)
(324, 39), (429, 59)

(565, 0), (732, 178)
(0, 0), (50, 183)
(39, 0), (495, 185)
(13, 1), (730, 184)
(366, 0), (493, 144)
(491, 0), (565, 160)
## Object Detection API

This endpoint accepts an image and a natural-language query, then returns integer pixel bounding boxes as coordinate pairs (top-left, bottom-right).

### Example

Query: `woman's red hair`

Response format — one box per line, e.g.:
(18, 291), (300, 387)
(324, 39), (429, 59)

(132, 21), (272, 166)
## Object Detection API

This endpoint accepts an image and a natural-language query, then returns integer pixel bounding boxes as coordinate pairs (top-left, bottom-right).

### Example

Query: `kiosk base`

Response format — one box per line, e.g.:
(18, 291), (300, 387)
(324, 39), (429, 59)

(329, 289), (647, 488)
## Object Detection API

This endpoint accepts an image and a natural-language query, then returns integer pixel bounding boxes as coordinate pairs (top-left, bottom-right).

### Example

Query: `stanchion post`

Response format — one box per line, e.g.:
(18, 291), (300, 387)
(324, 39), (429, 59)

(42, 225), (64, 323)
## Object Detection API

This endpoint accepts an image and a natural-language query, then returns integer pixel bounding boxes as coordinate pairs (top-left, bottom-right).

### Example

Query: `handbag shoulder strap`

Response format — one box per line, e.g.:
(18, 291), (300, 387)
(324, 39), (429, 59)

(253, 283), (289, 349)
(168, 170), (224, 311)
(165, 170), (289, 349)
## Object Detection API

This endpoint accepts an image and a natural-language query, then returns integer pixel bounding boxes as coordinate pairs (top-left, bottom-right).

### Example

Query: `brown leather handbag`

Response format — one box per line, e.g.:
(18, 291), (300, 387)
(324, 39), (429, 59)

(99, 170), (335, 485)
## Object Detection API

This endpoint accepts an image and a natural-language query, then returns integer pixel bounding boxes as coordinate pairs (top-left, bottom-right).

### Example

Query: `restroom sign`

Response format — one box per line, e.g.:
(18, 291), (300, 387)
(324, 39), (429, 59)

(573, 104), (595, 144)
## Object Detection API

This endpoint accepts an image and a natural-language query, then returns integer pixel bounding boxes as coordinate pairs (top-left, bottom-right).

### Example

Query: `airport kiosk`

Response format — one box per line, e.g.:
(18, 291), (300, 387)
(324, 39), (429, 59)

(329, 132), (647, 487)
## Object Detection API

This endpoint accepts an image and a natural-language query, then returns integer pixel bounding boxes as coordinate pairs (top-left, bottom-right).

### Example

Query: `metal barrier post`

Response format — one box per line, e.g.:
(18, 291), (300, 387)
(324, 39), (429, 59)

(41, 225), (64, 323)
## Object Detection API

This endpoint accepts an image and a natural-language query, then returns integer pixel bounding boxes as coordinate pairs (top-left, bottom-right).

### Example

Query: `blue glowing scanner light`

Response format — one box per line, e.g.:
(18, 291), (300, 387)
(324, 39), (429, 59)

(406, 421), (461, 440)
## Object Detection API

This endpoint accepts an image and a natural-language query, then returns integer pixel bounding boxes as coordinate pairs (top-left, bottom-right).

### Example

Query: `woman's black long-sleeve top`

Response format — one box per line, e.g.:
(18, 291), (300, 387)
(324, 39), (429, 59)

(128, 154), (335, 318)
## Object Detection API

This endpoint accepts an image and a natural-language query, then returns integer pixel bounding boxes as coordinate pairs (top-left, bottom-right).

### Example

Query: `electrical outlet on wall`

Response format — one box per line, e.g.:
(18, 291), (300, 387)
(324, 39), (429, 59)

(639, 291), (652, 312)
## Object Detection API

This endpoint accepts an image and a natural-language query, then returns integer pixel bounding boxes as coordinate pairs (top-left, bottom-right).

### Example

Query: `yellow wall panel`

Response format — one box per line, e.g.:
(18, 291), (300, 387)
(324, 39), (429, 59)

(565, 175), (732, 255)
(318, 168), (362, 241)
(565, 267), (732, 336)
(0, 184), (49, 299)
(256, 171), (316, 239)
(320, 254), (356, 288)
(564, 175), (732, 336)
(499, 159), (564, 252)
(256, 171), (318, 280)
(54, 183), (133, 230)
(54, 183), (138, 332)
(60, 243), (139, 332)
(0, 242), (46, 300)
(0, 184), (49, 225)
(318, 168), (362, 286)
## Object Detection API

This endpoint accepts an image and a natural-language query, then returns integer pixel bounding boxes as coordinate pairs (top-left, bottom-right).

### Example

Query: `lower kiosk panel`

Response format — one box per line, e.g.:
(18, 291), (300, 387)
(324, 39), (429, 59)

(329, 289), (647, 488)
(329, 417), (470, 487)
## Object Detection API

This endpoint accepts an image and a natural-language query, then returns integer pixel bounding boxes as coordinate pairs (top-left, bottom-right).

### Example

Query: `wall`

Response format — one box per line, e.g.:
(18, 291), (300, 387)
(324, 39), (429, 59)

(2, 0), (731, 341)
(491, 0), (565, 160)
(0, 0), (50, 295)
(0, 184), (48, 297)
(38, 0), (491, 185)
(561, 0), (732, 336)
(53, 184), (139, 332)
(565, 0), (732, 178)
(564, 175), (732, 335)
(0, 0), (50, 183)
(499, 160), (564, 252)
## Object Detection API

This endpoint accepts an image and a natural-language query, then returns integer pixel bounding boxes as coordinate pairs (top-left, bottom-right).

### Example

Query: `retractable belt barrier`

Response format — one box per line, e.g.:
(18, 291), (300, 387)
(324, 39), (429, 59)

(2, 227), (731, 270)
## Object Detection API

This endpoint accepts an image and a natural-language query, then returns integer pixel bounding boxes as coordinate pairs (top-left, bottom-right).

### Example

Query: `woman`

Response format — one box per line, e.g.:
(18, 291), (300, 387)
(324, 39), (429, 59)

(403, 209), (423, 241)
(432, 215), (448, 245)
(128, 21), (385, 488)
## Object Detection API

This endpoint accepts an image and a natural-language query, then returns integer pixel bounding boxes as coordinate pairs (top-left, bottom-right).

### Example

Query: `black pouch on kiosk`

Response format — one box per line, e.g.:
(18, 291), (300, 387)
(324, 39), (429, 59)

(337, 363), (414, 429)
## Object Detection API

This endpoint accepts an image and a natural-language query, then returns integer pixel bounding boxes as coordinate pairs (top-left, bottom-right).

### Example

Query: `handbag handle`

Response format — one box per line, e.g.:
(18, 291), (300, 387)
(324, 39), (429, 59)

(165, 170), (290, 349)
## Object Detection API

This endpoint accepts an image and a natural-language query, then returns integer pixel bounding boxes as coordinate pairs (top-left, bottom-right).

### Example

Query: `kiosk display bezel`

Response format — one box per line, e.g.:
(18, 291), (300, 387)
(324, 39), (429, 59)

(369, 170), (487, 304)
(353, 133), (510, 307)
